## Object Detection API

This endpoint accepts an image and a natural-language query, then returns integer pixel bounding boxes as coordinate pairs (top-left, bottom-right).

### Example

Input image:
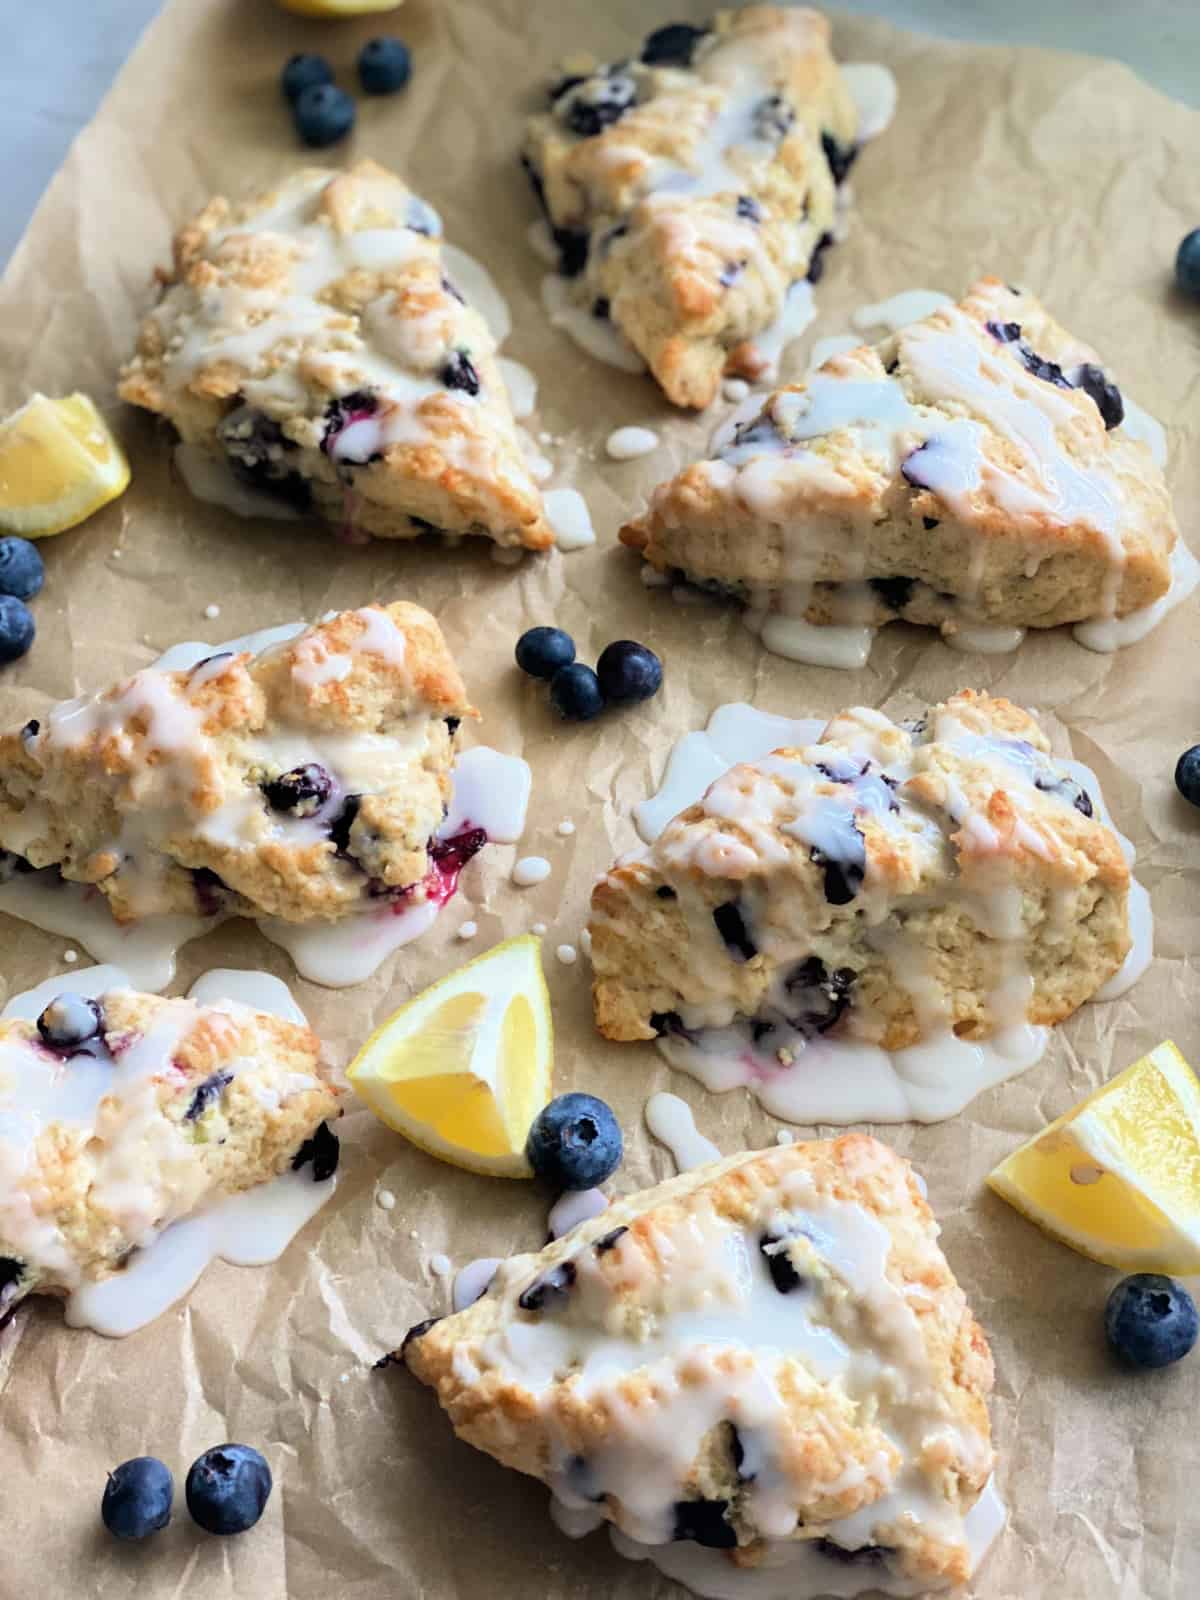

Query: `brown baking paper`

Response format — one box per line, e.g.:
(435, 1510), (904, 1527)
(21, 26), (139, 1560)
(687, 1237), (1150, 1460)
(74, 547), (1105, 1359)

(0, 1), (1198, 1595)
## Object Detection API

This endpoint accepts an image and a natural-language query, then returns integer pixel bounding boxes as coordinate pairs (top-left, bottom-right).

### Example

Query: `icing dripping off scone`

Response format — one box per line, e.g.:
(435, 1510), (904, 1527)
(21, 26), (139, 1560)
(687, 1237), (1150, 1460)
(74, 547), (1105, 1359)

(597, 696), (1151, 1126)
(644, 1091), (722, 1171)
(0, 965), (337, 1336)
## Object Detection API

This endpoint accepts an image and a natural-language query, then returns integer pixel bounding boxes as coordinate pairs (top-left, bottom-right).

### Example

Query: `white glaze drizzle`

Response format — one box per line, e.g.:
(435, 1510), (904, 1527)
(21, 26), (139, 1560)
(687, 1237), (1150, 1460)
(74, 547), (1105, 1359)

(850, 289), (952, 336)
(839, 63), (899, 142)
(544, 487), (597, 550)
(644, 1092), (721, 1171)
(453, 1255), (503, 1312)
(540, 275), (646, 373)
(513, 856), (552, 888)
(605, 426), (661, 461)
(547, 1187), (609, 1239)
(1073, 539), (1199, 652)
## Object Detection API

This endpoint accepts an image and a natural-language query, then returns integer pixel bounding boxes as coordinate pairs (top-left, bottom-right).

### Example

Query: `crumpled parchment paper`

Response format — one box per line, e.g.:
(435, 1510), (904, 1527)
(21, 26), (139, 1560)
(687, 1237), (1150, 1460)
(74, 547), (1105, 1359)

(0, 2), (1198, 1595)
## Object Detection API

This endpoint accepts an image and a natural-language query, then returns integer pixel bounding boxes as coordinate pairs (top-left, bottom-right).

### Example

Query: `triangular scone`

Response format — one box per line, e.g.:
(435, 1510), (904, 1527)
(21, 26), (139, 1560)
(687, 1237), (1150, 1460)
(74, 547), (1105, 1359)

(403, 1135), (996, 1590)
(523, 7), (858, 408)
(120, 161), (553, 549)
(621, 278), (1178, 632)
(589, 691), (1130, 1044)
(0, 987), (340, 1314)
(0, 603), (477, 925)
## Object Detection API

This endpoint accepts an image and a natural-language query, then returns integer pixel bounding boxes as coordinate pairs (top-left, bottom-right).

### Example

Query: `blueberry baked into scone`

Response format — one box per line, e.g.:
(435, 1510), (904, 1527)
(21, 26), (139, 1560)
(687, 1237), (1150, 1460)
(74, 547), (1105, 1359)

(621, 278), (1179, 645)
(523, 7), (859, 408)
(403, 1135), (998, 1595)
(590, 691), (1130, 1047)
(119, 160), (553, 549)
(0, 987), (339, 1316)
(0, 603), (479, 927)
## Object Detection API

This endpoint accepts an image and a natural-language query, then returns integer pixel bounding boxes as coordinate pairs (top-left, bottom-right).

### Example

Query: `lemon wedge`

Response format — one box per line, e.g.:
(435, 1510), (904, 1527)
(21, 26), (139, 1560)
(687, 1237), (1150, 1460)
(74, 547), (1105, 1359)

(0, 393), (131, 538)
(347, 935), (552, 1178)
(987, 1041), (1200, 1273)
(278, 0), (402, 16)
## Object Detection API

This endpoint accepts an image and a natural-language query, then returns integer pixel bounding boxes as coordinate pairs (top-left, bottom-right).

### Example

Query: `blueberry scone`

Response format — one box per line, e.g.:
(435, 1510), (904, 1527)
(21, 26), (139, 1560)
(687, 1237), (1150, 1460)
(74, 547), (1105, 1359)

(119, 160), (553, 549)
(589, 691), (1130, 1047)
(0, 603), (480, 926)
(621, 278), (1178, 643)
(0, 986), (340, 1315)
(523, 7), (859, 408)
(403, 1134), (998, 1593)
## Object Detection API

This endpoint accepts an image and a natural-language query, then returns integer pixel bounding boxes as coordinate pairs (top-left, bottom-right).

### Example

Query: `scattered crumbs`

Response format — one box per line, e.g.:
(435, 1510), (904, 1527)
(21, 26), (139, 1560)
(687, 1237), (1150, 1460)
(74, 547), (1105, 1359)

(556, 943), (578, 966)
(579, 928), (593, 958)
(408, 1229), (419, 1240)
(556, 820), (576, 837)
(458, 920), (479, 940)
(204, 603), (221, 620)
(63, 949), (79, 965)
(776, 1128), (795, 1146)
(532, 921), (548, 936)
(512, 855), (552, 888)
(376, 1189), (397, 1211)
(429, 1252), (452, 1277)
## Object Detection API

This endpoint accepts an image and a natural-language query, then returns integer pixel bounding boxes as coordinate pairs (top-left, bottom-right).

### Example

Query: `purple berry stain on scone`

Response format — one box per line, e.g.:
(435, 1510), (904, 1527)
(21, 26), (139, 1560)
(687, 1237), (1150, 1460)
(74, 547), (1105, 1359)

(262, 763), (335, 817)
(185, 1071), (233, 1122)
(218, 406), (312, 509)
(291, 1120), (340, 1182)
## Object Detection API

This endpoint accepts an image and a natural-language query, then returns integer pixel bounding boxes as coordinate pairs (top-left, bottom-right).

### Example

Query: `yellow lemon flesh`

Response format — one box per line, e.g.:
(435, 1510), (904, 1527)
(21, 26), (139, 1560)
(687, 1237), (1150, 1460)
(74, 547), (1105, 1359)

(0, 393), (131, 537)
(347, 934), (552, 1178)
(987, 1041), (1200, 1273)
(278, 0), (402, 17)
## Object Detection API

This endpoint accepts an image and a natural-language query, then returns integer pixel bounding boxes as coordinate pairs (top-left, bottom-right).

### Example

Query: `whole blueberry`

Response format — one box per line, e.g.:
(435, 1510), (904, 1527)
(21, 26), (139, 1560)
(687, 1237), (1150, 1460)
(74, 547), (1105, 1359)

(0, 537), (44, 601)
(293, 83), (356, 149)
(549, 663), (605, 722)
(1105, 1274), (1198, 1369)
(358, 37), (412, 95)
(101, 1456), (174, 1542)
(281, 53), (333, 104)
(596, 639), (662, 705)
(1174, 228), (1200, 297)
(526, 1093), (623, 1189)
(36, 992), (103, 1051)
(262, 762), (334, 817)
(515, 626), (575, 680)
(186, 1444), (273, 1536)
(1174, 745), (1200, 807)
(0, 595), (34, 665)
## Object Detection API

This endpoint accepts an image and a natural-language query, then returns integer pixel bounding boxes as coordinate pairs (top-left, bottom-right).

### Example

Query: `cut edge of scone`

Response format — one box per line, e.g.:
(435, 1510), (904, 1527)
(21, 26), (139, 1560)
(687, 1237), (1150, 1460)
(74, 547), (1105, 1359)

(401, 1133), (995, 1589)
(620, 275), (1178, 623)
(119, 159), (554, 550)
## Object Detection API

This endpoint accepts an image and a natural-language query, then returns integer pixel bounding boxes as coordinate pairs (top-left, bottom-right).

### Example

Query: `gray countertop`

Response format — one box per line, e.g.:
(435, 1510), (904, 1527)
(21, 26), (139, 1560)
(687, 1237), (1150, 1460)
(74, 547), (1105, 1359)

(2, 0), (1197, 272)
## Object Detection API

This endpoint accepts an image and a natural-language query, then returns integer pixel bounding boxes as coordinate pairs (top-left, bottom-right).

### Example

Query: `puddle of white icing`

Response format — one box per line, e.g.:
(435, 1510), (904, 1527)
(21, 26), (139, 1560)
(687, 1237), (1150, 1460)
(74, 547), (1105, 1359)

(540, 275), (646, 374)
(743, 606), (874, 671)
(498, 357), (538, 420)
(644, 1092), (722, 1172)
(746, 280), (816, 381)
(173, 443), (302, 521)
(605, 426), (660, 461)
(943, 622), (1027, 655)
(452, 1255), (503, 1312)
(1073, 539), (1200, 652)
(850, 288), (953, 336)
(64, 1164), (332, 1337)
(635, 704), (826, 844)
(840, 62), (899, 142)
(547, 1187), (608, 1240)
(512, 855), (552, 887)
(634, 706), (1152, 1126)
(441, 243), (511, 344)
(544, 486), (597, 551)
(1119, 396), (1168, 468)
(0, 964), (336, 1337)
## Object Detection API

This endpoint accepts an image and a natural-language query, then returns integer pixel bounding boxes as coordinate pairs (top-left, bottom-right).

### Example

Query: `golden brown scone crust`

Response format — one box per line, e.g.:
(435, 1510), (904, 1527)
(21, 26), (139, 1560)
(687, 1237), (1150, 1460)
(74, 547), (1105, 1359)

(0, 988), (340, 1306)
(589, 691), (1130, 1044)
(622, 277), (1177, 623)
(120, 161), (552, 549)
(0, 602), (475, 924)
(404, 1134), (994, 1589)
(524, 7), (858, 408)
